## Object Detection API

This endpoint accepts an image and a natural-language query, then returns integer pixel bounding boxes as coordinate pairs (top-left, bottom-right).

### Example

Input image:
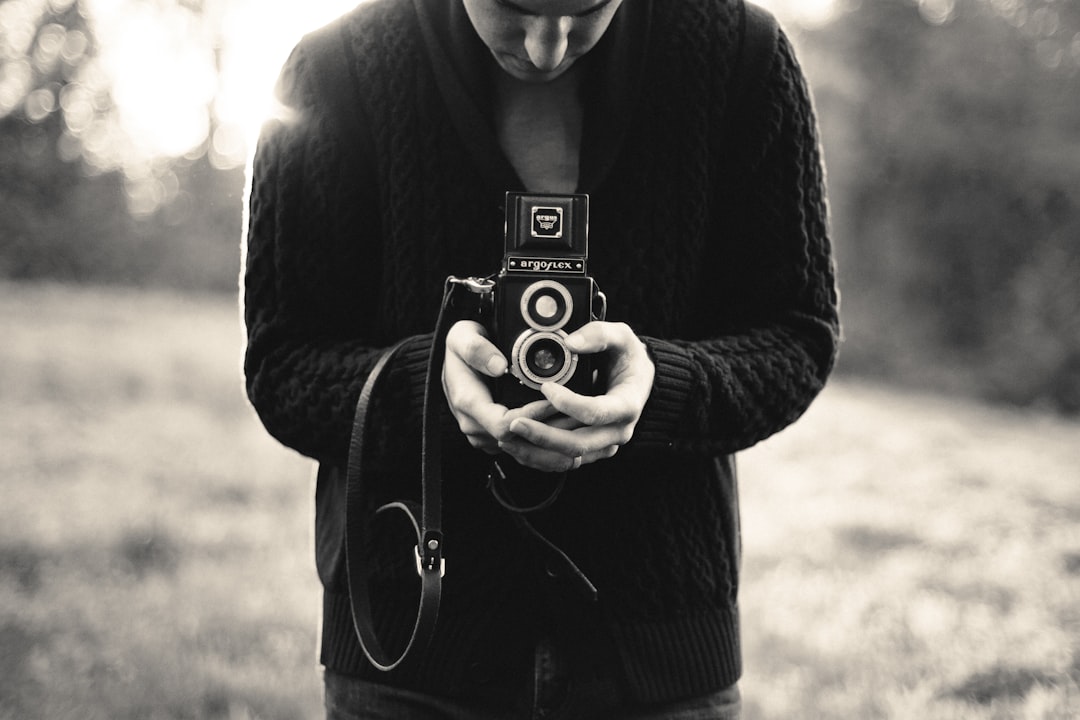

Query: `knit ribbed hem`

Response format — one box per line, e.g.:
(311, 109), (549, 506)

(321, 590), (478, 694)
(608, 608), (742, 703)
(395, 332), (435, 416)
(634, 338), (697, 447)
(322, 590), (741, 704)
(320, 591), (369, 674)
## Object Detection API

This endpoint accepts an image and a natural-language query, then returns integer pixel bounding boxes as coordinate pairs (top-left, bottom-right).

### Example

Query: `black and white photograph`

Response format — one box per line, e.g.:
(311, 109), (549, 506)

(1, 0), (1078, 718)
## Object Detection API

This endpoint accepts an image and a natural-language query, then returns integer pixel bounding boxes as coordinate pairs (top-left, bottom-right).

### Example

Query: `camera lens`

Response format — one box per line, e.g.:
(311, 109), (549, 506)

(510, 330), (578, 389)
(534, 296), (559, 321)
(520, 281), (573, 331)
(525, 337), (565, 378)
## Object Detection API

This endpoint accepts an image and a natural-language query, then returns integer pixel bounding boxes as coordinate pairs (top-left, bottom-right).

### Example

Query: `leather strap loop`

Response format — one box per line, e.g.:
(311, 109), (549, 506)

(344, 279), (458, 671)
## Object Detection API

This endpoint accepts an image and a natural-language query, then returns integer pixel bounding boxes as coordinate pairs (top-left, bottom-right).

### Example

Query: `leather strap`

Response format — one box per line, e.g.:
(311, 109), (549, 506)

(344, 280), (456, 671)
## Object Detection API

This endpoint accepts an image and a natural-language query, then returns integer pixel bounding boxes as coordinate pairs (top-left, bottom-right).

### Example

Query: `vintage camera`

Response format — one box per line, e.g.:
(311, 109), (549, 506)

(481, 192), (606, 408)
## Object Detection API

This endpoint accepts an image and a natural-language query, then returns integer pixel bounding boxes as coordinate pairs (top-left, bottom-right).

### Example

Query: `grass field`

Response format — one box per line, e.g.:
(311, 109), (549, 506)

(1, 282), (1078, 719)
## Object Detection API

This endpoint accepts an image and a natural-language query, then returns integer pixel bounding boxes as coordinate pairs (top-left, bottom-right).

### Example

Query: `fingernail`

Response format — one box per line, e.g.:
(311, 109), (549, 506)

(565, 335), (585, 351)
(487, 356), (507, 376)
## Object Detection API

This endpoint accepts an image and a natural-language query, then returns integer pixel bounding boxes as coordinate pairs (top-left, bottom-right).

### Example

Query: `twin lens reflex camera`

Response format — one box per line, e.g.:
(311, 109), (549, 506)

(459, 192), (607, 408)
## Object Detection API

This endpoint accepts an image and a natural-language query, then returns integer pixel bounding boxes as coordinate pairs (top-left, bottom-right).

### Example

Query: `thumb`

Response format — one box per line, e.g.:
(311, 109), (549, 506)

(565, 321), (622, 354)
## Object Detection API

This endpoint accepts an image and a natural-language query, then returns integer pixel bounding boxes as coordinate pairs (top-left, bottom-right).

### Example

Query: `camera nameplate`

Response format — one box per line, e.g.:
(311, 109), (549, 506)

(506, 257), (586, 274)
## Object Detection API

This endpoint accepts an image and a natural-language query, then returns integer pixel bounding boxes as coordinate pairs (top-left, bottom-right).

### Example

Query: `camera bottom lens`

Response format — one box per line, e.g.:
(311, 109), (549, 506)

(510, 330), (578, 390)
(530, 345), (559, 374)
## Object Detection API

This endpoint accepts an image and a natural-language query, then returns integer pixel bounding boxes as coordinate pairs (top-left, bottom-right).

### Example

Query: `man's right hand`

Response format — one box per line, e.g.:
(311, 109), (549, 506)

(442, 320), (556, 455)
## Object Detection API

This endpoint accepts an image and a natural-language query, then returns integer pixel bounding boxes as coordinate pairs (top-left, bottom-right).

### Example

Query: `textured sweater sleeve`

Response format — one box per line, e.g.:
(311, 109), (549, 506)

(633, 29), (839, 455)
(242, 35), (429, 463)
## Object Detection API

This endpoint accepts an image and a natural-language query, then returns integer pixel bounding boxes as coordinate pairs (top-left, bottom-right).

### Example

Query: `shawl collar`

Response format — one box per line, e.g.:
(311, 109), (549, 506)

(412, 0), (651, 193)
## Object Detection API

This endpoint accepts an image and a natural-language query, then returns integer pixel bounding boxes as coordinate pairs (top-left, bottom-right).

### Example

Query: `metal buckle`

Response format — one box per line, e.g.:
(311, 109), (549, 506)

(414, 543), (446, 578)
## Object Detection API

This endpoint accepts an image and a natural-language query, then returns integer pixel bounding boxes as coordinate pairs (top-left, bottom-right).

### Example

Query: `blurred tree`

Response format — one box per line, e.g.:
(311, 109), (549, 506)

(0, 0), (129, 280)
(808, 0), (1080, 412)
(0, 0), (242, 289)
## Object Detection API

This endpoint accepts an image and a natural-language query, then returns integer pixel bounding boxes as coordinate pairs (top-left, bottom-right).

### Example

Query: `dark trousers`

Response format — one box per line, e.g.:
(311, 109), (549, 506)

(325, 637), (741, 720)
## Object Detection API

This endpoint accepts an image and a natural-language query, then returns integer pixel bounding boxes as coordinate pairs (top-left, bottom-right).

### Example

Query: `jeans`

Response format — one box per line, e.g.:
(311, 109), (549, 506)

(324, 638), (741, 720)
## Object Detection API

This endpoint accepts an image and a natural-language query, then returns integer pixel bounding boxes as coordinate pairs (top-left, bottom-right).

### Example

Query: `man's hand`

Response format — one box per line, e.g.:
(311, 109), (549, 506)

(500, 321), (655, 472)
(443, 320), (655, 473)
(442, 320), (556, 454)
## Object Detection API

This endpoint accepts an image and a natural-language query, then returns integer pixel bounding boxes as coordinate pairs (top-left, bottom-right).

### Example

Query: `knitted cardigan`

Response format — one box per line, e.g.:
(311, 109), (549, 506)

(243, 0), (838, 704)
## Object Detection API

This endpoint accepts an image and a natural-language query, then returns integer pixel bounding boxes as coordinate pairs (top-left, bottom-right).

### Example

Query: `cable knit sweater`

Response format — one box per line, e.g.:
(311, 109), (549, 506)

(243, 0), (838, 704)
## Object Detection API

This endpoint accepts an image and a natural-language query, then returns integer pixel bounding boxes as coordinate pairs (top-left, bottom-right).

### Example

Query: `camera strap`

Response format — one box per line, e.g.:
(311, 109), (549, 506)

(344, 279), (456, 672)
(345, 276), (600, 672)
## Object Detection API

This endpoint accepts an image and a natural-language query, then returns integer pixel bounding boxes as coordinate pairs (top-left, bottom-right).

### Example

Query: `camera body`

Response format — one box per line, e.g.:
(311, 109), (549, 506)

(487, 192), (605, 408)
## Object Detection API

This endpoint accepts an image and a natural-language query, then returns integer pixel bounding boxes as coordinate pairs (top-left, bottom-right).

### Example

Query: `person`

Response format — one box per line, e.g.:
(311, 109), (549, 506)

(242, 0), (839, 717)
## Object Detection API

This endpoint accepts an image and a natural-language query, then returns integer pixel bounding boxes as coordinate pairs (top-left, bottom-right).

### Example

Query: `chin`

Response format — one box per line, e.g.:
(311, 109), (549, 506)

(496, 54), (574, 83)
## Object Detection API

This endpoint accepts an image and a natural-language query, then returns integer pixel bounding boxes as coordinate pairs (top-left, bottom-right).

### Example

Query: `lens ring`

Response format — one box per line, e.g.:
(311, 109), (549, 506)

(519, 280), (573, 331)
(510, 330), (579, 390)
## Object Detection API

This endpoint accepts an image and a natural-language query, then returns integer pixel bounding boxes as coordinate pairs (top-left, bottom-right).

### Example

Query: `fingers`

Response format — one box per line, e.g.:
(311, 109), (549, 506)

(504, 391), (634, 471)
(495, 409), (593, 471)
(564, 320), (638, 355)
(540, 381), (640, 428)
(443, 319), (654, 472)
(443, 321), (506, 452)
(443, 347), (504, 425)
(498, 434), (620, 473)
(442, 337), (556, 454)
(507, 413), (633, 458)
(498, 322), (654, 471)
(446, 320), (507, 377)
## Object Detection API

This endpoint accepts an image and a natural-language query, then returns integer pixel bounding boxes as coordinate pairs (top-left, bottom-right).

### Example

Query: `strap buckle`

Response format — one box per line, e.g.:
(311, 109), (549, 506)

(415, 533), (446, 578)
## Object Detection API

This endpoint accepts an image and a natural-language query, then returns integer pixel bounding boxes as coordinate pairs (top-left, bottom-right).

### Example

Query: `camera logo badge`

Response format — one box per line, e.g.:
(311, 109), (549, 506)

(506, 257), (584, 274)
(531, 206), (563, 239)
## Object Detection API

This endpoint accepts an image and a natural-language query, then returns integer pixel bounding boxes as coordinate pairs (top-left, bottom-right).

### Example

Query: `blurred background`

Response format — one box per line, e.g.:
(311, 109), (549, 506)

(2, 0), (1078, 411)
(1, 0), (1079, 718)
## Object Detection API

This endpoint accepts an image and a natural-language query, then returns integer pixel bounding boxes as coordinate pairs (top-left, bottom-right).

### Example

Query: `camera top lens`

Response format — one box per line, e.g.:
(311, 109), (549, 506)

(534, 295), (559, 321)
(520, 280), (573, 331)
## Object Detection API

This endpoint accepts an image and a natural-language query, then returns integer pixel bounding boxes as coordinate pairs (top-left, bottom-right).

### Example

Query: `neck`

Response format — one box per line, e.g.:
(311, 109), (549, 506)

(492, 64), (584, 193)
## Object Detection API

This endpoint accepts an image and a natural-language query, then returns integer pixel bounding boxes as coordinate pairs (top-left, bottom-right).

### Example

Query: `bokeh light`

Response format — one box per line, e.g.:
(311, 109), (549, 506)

(73, 0), (842, 177)
(1, 0), (838, 176)
(918, 0), (958, 25)
(758, 0), (839, 28)
(88, 0), (216, 161)
(2, 0), (365, 213)
(3, 0), (1078, 217)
